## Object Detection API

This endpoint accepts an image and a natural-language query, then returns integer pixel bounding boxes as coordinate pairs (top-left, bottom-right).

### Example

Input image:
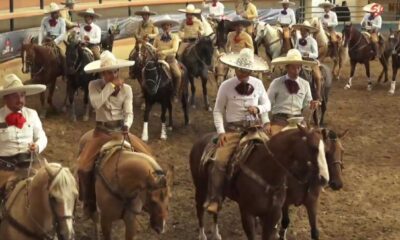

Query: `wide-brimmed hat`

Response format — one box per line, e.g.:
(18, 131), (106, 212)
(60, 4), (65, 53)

(292, 20), (318, 33)
(271, 49), (318, 67)
(178, 4), (201, 14)
(279, 0), (295, 6)
(318, 1), (335, 8)
(134, 6), (157, 16)
(61, 0), (78, 5)
(78, 8), (101, 18)
(45, 2), (65, 13)
(153, 15), (180, 27)
(0, 74), (46, 98)
(220, 48), (269, 72)
(228, 16), (252, 28)
(84, 51), (135, 74)
(363, 3), (384, 13)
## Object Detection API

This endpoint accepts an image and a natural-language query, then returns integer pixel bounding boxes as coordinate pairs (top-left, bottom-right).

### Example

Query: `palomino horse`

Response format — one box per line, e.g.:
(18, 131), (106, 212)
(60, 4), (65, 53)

(309, 17), (348, 80)
(21, 39), (64, 118)
(0, 162), (78, 240)
(279, 128), (348, 240)
(190, 126), (327, 240)
(65, 39), (96, 121)
(79, 131), (172, 240)
(342, 23), (387, 91)
(181, 36), (214, 111)
(255, 23), (283, 68)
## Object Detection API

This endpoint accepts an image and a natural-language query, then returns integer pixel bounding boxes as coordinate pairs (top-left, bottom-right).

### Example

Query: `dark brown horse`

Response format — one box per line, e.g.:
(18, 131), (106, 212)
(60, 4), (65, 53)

(21, 40), (64, 118)
(279, 128), (348, 240)
(387, 29), (400, 95)
(190, 126), (325, 240)
(343, 23), (387, 91)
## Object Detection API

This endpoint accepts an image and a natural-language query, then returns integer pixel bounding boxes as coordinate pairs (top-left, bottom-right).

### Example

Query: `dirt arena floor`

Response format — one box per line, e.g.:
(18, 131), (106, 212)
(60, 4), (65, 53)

(19, 56), (400, 240)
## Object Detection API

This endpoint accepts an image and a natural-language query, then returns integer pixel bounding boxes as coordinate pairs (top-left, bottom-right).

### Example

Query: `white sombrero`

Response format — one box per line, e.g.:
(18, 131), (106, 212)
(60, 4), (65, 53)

(154, 15), (180, 27)
(84, 51), (135, 74)
(78, 8), (101, 18)
(45, 2), (65, 13)
(0, 74), (46, 98)
(220, 48), (269, 72)
(292, 20), (318, 33)
(363, 3), (384, 13)
(134, 6), (157, 16)
(271, 49), (318, 67)
(178, 4), (201, 14)
(279, 0), (295, 6)
(318, 1), (335, 8)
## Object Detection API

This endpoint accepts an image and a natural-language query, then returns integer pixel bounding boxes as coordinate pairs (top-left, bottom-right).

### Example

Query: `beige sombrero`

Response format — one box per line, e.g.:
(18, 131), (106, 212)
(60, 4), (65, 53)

(153, 15), (180, 27)
(45, 2), (65, 13)
(292, 20), (318, 33)
(318, 1), (335, 8)
(0, 74), (46, 98)
(271, 49), (318, 67)
(279, 0), (295, 6)
(363, 3), (384, 13)
(78, 8), (101, 18)
(84, 51), (135, 74)
(61, 0), (78, 5)
(229, 16), (252, 28)
(220, 48), (269, 72)
(134, 6), (157, 16)
(178, 4), (201, 14)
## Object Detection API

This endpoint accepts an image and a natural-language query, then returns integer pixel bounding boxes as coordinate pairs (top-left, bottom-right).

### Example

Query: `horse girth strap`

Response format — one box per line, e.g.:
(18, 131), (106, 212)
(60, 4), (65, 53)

(239, 163), (286, 193)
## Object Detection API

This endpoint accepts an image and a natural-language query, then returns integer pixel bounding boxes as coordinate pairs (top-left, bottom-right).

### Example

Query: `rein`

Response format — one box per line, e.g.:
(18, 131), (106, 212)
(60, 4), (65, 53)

(347, 27), (367, 52)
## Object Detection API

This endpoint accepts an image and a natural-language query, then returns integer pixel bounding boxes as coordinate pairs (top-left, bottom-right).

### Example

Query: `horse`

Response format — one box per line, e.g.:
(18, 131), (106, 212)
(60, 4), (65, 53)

(255, 23), (283, 68)
(0, 162), (78, 240)
(181, 35), (215, 111)
(388, 29), (400, 95)
(215, 19), (232, 51)
(279, 128), (348, 240)
(190, 126), (327, 240)
(101, 25), (120, 52)
(64, 39), (96, 121)
(376, 28), (399, 88)
(21, 39), (64, 118)
(342, 23), (387, 91)
(78, 132), (172, 240)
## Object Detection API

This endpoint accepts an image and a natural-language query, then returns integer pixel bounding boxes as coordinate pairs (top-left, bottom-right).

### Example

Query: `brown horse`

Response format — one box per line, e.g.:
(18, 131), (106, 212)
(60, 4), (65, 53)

(190, 126), (326, 240)
(79, 131), (172, 240)
(21, 40), (64, 118)
(0, 162), (78, 240)
(279, 128), (348, 240)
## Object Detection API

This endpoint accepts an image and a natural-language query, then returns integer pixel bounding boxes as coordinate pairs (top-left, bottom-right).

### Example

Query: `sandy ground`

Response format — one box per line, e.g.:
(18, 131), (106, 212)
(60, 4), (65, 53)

(18, 55), (400, 240)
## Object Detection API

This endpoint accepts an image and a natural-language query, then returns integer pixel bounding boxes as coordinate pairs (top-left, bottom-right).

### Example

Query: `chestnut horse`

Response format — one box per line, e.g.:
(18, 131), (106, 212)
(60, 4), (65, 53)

(279, 128), (348, 240)
(0, 162), (78, 240)
(190, 126), (326, 240)
(21, 40), (64, 118)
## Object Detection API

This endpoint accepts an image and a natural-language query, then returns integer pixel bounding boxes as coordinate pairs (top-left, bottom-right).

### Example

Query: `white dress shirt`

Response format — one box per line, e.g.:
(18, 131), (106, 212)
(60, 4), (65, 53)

(80, 22), (102, 45)
(39, 16), (66, 45)
(89, 79), (134, 129)
(203, 1), (225, 18)
(0, 106), (47, 156)
(361, 13), (382, 31)
(213, 76), (271, 134)
(320, 11), (338, 28)
(295, 35), (319, 59)
(277, 8), (296, 26)
(267, 75), (312, 115)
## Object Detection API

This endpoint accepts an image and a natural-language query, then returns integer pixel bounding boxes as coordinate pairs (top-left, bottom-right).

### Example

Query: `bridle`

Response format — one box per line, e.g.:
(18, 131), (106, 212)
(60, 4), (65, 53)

(21, 45), (45, 76)
(345, 25), (367, 52)
(326, 135), (345, 171)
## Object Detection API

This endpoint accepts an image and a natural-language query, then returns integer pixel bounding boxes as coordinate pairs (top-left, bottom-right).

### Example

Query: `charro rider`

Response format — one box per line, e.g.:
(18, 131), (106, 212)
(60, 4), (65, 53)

(177, 4), (204, 58)
(360, 3), (383, 58)
(60, 0), (79, 30)
(319, 1), (339, 56)
(39, 2), (66, 46)
(235, 0), (258, 36)
(265, 49), (319, 135)
(202, 0), (225, 20)
(0, 74), (47, 202)
(276, 0), (297, 54)
(293, 20), (323, 100)
(153, 15), (183, 102)
(226, 16), (254, 53)
(133, 6), (159, 48)
(78, 51), (152, 218)
(206, 48), (270, 214)
(78, 8), (102, 60)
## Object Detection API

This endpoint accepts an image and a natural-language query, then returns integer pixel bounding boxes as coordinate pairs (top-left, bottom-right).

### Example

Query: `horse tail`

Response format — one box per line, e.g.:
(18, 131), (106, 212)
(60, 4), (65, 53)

(339, 44), (349, 67)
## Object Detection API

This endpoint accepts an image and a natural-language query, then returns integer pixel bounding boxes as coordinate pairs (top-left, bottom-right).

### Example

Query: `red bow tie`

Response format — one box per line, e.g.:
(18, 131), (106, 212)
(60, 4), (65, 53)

(49, 18), (58, 27)
(284, 79), (300, 94)
(6, 112), (26, 129)
(234, 34), (241, 43)
(84, 25), (92, 32)
(186, 19), (194, 26)
(212, 2), (217, 7)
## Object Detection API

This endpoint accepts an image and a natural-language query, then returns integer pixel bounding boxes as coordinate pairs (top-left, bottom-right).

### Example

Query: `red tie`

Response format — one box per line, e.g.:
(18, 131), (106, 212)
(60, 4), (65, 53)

(6, 112), (26, 129)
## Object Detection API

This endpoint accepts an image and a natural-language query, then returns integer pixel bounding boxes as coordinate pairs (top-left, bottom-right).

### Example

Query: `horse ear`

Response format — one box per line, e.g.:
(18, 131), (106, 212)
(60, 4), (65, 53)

(297, 124), (308, 135)
(338, 129), (349, 139)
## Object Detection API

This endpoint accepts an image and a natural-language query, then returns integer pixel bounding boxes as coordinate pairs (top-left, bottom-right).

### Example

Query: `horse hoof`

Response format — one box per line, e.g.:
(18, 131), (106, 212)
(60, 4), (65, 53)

(167, 126), (173, 131)
(140, 103), (145, 111)
(71, 116), (77, 122)
(160, 135), (167, 140)
(141, 136), (149, 142)
(191, 104), (196, 109)
(367, 85), (373, 91)
(206, 107), (212, 112)
(83, 115), (89, 122)
(344, 84), (351, 90)
(388, 90), (395, 95)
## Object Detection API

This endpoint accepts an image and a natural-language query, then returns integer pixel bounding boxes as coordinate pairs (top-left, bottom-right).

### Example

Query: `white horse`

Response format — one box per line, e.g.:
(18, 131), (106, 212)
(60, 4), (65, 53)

(255, 22), (283, 66)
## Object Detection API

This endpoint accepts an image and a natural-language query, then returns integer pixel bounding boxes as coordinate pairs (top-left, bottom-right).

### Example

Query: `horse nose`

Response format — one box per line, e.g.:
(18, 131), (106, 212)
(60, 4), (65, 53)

(329, 180), (343, 190)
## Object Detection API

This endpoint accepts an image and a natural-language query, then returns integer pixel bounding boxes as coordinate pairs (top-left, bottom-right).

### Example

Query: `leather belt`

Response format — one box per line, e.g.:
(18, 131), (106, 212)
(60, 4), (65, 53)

(0, 153), (31, 171)
(95, 120), (124, 132)
(226, 120), (259, 132)
(271, 113), (302, 121)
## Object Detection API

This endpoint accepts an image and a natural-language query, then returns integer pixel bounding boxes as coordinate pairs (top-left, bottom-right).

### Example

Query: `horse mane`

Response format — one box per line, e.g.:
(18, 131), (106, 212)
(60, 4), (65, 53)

(45, 163), (78, 201)
(265, 24), (279, 39)
(311, 17), (329, 46)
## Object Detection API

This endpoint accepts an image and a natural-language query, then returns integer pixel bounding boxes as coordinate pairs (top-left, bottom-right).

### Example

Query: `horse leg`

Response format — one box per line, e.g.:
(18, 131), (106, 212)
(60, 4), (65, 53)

(190, 76), (196, 108)
(196, 189), (207, 240)
(344, 60), (356, 90)
(141, 101), (153, 142)
(365, 61), (372, 91)
(201, 73), (211, 112)
(83, 87), (90, 122)
(260, 207), (282, 240)
(123, 212), (137, 240)
(160, 102), (168, 140)
(389, 66), (398, 95)
(305, 198), (319, 240)
(47, 79), (57, 111)
(39, 92), (47, 119)
(100, 216), (113, 240)
(167, 99), (173, 130)
(279, 204), (290, 240)
(181, 85), (190, 125)
(239, 206), (256, 240)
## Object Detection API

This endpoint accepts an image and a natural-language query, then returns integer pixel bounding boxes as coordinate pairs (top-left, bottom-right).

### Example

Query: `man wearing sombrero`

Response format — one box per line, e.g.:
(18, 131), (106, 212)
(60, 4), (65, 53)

(0, 74), (47, 202)
(293, 21), (323, 101)
(78, 8), (102, 60)
(78, 51), (152, 218)
(202, 0), (224, 20)
(226, 16), (254, 53)
(235, 0), (258, 35)
(38, 2), (67, 46)
(276, 0), (297, 54)
(206, 48), (270, 214)
(266, 49), (319, 135)
(360, 3), (383, 58)
(319, 1), (338, 54)
(133, 6), (159, 47)
(60, 0), (78, 29)
(177, 4), (204, 57)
